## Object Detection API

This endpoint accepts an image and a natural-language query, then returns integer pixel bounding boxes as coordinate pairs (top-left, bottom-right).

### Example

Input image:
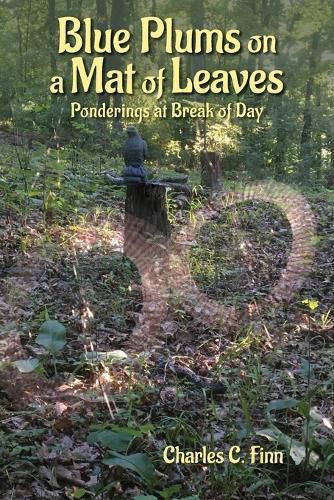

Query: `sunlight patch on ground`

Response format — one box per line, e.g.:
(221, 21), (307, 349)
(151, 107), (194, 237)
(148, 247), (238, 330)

(66, 224), (124, 253)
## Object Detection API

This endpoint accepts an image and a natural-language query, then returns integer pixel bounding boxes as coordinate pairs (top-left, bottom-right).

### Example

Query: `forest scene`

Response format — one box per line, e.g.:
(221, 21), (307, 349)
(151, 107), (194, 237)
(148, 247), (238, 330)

(0, 0), (334, 498)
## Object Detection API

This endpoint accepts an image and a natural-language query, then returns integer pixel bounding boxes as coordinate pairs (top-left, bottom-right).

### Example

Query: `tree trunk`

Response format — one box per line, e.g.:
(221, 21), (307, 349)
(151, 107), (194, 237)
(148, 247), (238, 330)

(200, 151), (221, 190)
(273, 94), (286, 180)
(74, 0), (83, 17)
(314, 85), (322, 175)
(190, 0), (205, 76)
(16, 15), (23, 82)
(110, 0), (129, 131)
(300, 32), (320, 180)
(96, 0), (109, 136)
(48, 0), (57, 75)
(24, 0), (32, 84)
(327, 139), (334, 187)
(113, 94), (123, 132)
(182, 0), (205, 166)
(130, 1), (137, 66)
(150, 0), (157, 60)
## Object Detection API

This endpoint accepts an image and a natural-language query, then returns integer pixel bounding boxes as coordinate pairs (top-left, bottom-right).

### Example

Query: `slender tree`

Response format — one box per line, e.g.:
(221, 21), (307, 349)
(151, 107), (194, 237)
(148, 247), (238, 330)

(110, 0), (129, 131)
(48, 0), (57, 75)
(96, 0), (109, 136)
(300, 32), (320, 180)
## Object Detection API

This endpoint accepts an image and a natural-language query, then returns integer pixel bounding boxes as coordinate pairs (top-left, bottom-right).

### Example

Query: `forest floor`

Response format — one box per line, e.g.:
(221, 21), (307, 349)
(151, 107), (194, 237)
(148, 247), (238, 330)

(0, 141), (334, 499)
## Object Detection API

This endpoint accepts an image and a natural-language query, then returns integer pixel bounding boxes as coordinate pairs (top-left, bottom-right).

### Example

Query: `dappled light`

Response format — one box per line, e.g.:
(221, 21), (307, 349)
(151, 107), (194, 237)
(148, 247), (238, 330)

(0, 0), (334, 498)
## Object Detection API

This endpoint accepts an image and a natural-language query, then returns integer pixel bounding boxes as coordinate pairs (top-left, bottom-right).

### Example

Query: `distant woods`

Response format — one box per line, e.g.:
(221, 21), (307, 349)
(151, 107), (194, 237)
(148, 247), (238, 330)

(0, 0), (333, 185)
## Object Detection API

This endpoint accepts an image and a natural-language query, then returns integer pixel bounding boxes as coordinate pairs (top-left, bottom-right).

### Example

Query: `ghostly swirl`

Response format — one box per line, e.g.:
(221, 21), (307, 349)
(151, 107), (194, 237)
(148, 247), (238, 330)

(168, 181), (316, 330)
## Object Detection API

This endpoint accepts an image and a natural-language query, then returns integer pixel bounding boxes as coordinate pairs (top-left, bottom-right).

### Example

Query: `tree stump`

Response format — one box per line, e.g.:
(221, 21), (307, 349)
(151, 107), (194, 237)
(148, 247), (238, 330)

(125, 184), (170, 243)
(200, 151), (221, 190)
(124, 183), (170, 353)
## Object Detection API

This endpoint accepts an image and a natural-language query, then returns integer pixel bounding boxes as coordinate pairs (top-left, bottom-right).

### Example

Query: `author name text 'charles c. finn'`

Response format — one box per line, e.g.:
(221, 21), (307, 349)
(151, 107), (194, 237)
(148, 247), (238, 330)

(163, 445), (284, 465)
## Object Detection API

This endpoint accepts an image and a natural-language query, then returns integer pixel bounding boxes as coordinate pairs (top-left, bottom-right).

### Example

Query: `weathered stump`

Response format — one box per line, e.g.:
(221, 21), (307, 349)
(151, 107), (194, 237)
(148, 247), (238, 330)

(125, 184), (171, 244)
(124, 183), (170, 354)
(200, 151), (221, 189)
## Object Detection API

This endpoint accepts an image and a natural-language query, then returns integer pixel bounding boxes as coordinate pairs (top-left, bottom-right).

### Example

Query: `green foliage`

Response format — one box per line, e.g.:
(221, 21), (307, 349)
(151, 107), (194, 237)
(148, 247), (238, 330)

(14, 358), (40, 373)
(134, 496), (158, 500)
(36, 320), (67, 354)
(87, 429), (133, 452)
(103, 451), (157, 487)
(12, 319), (67, 375)
(71, 488), (89, 499)
(255, 342), (334, 475)
(302, 298), (319, 311)
(257, 397), (334, 470)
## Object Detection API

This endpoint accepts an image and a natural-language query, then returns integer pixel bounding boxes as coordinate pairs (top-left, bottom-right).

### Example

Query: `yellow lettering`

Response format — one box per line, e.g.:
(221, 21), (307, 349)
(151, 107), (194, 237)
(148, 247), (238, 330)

(172, 57), (193, 93)
(229, 446), (241, 464)
(58, 17), (82, 54)
(267, 70), (284, 94)
(49, 76), (64, 94)
(141, 16), (165, 53)
(249, 70), (267, 94)
(193, 70), (211, 94)
(72, 57), (104, 93)
(225, 29), (241, 54)
(163, 446), (175, 464)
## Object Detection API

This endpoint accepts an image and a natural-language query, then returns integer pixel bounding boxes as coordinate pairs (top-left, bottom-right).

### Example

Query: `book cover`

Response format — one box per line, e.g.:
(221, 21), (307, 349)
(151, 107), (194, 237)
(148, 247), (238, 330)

(0, 1), (333, 499)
